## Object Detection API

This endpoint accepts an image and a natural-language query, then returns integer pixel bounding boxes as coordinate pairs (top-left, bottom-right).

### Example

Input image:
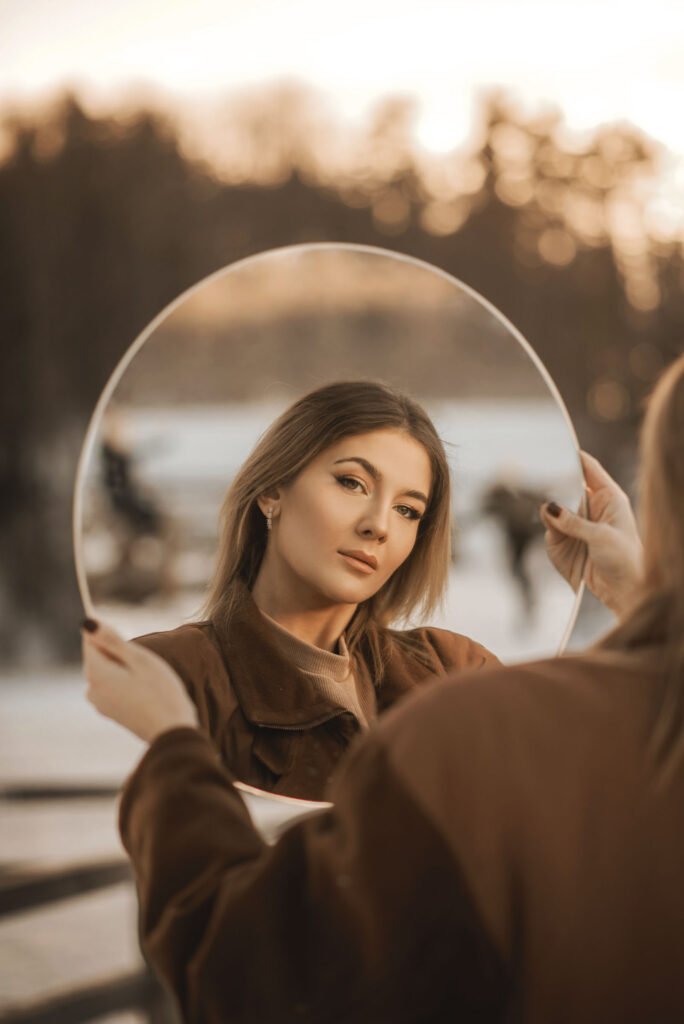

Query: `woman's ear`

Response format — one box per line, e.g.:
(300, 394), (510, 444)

(256, 490), (281, 518)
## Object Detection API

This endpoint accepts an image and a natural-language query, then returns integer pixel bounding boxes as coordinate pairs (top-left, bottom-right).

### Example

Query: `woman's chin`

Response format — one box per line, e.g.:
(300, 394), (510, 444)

(324, 577), (381, 606)
(303, 572), (378, 607)
(286, 561), (384, 607)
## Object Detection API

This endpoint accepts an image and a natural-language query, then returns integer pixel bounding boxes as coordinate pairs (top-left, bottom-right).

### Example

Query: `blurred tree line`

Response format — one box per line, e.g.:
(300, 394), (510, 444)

(1, 90), (682, 663)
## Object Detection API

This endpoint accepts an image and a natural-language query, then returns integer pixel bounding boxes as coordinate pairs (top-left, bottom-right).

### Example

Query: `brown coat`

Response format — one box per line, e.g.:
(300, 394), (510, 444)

(134, 586), (498, 799)
(120, 642), (684, 1023)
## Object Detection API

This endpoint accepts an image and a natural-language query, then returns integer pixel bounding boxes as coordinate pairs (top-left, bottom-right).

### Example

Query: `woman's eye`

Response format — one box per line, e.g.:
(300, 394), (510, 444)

(395, 504), (422, 521)
(336, 475), (366, 493)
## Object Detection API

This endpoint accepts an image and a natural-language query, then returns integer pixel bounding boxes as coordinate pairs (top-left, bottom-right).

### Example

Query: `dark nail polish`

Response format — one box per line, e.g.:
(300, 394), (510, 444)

(81, 618), (99, 633)
(546, 502), (562, 518)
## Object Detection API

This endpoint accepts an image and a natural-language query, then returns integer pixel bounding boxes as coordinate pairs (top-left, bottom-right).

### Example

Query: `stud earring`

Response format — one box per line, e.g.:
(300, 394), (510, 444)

(266, 507), (273, 532)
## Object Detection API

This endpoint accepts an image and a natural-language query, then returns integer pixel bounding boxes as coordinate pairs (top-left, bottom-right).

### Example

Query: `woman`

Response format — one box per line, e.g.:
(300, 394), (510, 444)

(130, 380), (497, 799)
(83, 353), (684, 1022)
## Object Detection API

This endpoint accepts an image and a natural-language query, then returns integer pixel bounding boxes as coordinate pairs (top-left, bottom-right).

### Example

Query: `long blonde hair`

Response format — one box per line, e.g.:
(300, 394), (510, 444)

(203, 381), (452, 681)
(601, 352), (684, 769)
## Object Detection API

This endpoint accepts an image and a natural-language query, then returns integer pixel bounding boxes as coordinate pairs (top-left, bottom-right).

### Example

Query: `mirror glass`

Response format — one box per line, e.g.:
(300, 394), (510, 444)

(74, 244), (584, 828)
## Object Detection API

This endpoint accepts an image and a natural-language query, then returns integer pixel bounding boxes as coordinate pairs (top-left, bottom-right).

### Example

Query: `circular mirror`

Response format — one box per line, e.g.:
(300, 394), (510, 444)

(74, 243), (584, 832)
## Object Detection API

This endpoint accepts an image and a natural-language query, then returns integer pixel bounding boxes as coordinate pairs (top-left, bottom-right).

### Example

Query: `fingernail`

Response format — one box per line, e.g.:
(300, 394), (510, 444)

(81, 618), (99, 633)
(546, 502), (562, 518)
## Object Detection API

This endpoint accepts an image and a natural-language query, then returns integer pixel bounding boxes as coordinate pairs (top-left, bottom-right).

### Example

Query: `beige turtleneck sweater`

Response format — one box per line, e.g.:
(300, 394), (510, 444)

(258, 611), (376, 730)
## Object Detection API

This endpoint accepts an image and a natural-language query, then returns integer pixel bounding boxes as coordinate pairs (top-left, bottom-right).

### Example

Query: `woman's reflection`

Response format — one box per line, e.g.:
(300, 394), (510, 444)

(133, 380), (499, 799)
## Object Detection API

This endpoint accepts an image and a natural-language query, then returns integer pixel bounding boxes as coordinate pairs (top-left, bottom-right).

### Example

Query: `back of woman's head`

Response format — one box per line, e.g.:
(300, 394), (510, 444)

(639, 352), (684, 607)
(203, 380), (452, 656)
(607, 352), (684, 771)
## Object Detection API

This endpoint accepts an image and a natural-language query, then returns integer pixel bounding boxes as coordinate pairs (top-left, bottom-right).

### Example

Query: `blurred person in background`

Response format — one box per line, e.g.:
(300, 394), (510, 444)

(95, 407), (174, 603)
(480, 479), (548, 619)
(127, 380), (499, 800)
(80, 354), (684, 1022)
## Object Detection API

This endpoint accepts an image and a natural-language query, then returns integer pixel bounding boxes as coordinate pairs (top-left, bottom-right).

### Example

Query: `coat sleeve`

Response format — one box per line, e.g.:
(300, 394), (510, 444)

(119, 725), (507, 1024)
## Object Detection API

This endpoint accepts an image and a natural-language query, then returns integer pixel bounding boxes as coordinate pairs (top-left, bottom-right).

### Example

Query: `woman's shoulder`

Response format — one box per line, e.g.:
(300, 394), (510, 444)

(131, 621), (240, 747)
(385, 624), (500, 673)
(133, 621), (222, 676)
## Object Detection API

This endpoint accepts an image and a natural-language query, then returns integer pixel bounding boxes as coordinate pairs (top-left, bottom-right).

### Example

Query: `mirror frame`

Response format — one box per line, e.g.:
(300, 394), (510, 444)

(73, 242), (586, 829)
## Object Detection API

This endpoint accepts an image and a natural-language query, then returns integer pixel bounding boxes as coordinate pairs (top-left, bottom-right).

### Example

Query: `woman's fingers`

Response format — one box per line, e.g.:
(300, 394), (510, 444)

(83, 638), (118, 684)
(579, 451), (626, 496)
(81, 618), (130, 667)
(81, 618), (199, 742)
(82, 635), (128, 711)
(539, 502), (598, 544)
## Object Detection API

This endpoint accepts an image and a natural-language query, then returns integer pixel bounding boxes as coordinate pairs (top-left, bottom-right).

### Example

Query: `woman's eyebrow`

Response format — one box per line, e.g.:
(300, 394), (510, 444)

(333, 457), (428, 505)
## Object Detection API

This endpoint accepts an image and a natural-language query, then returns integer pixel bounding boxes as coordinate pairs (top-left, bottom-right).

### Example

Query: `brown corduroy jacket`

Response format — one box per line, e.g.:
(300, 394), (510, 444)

(120, 642), (684, 1023)
(134, 587), (498, 799)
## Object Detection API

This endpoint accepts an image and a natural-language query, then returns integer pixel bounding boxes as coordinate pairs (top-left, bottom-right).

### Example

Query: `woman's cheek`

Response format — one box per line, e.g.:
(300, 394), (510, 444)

(396, 530), (417, 565)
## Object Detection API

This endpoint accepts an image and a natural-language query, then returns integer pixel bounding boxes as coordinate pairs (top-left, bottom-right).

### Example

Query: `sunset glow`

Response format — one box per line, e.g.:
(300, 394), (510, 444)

(3, 0), (684, 149)
(2, 0), (683, 236)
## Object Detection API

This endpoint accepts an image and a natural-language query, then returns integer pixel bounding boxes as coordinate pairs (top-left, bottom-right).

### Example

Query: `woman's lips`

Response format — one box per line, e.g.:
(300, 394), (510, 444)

(338, 550), (378, 575)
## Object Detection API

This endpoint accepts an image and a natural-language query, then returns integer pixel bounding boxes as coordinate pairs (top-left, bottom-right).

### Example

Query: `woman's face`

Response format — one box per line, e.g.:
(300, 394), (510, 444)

(263, 428), (433, 608)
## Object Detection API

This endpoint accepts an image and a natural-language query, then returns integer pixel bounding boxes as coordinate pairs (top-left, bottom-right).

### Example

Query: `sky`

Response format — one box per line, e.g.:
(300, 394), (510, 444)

(2, 0), (683, 226)
(2, 0), (683, 148)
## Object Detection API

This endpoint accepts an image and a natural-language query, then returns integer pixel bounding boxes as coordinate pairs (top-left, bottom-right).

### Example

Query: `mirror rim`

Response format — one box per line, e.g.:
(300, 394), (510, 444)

(72, 242), (587, 816)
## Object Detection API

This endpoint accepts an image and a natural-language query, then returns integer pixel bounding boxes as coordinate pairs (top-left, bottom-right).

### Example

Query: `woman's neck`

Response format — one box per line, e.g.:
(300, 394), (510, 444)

(251, 566), (356, 653)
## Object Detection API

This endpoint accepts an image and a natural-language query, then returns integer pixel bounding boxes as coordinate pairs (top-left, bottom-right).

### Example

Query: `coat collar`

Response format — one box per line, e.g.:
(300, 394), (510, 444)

(209, 585), (431, 730)
(210, 585), (367, 730)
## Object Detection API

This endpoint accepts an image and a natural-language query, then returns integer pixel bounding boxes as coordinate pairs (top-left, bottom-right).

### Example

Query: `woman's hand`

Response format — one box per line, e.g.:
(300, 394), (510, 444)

(539, 451), (644, 617)
(82, 620), (199, 743)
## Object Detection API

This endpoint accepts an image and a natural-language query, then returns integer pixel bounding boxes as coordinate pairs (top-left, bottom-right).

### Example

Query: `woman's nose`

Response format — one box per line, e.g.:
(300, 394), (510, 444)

(357, 509), (389, 543)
